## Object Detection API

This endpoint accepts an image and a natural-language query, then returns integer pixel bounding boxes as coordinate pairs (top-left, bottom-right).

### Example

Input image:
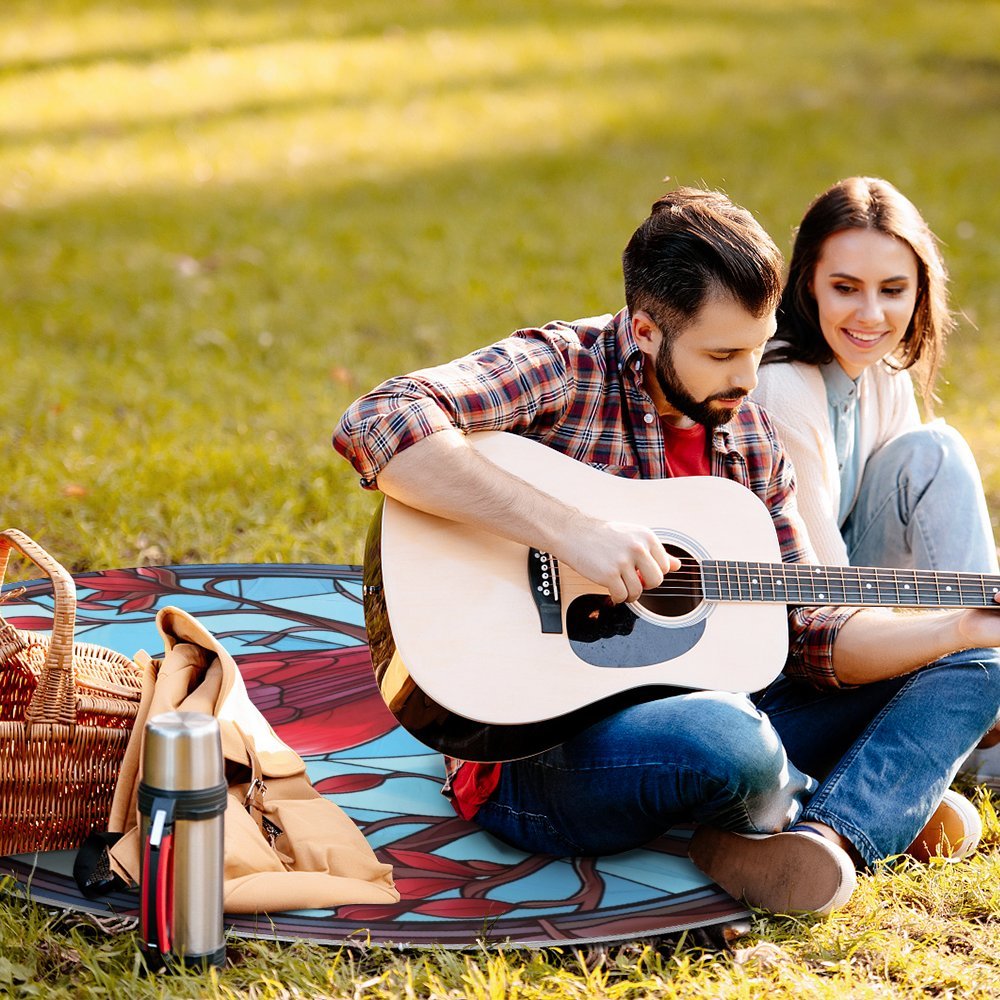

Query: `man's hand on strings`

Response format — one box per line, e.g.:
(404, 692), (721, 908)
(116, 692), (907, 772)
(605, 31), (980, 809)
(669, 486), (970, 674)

(555, 517), (681, 604)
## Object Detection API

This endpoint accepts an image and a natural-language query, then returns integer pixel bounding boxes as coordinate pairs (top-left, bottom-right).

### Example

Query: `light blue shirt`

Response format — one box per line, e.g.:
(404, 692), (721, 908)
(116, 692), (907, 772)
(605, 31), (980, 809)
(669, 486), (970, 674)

(820, 361), (864, 527)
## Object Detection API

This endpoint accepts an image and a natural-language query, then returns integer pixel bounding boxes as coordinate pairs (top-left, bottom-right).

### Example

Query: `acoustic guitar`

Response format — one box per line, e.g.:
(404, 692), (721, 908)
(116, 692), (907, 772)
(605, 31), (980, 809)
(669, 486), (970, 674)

(362, 431), (1000, 762)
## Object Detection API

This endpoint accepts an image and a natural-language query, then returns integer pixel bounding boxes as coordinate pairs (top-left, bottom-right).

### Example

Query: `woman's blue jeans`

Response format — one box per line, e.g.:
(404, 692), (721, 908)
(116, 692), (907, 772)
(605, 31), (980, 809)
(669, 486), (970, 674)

(476, 648), (1000, 868)
(842, 422), (998, 574)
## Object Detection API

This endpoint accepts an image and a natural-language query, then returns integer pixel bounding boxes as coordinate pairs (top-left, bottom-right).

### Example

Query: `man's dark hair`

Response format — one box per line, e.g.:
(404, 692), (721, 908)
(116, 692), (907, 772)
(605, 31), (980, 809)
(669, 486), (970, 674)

(622, 187), (783, 340)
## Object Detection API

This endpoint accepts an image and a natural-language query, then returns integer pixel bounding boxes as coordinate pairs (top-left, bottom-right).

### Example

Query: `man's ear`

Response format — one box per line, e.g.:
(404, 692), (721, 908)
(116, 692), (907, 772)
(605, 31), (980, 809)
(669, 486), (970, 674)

(631, 310), (662, 357)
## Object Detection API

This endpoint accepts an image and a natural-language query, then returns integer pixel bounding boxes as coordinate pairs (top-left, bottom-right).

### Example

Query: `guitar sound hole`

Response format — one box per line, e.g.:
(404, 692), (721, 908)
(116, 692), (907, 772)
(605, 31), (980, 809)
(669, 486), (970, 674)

(636, 543), (703, 618)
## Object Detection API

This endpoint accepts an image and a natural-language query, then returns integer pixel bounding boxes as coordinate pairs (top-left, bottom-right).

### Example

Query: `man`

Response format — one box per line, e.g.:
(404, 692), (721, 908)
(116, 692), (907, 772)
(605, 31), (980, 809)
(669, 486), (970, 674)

(333, 188), (1000, 915)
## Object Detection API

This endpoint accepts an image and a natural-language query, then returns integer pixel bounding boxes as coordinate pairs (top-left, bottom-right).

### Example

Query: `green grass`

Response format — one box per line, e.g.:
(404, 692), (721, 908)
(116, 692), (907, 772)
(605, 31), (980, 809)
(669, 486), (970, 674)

(3, 0), (1000, 995)
(4, 796), (1000, 997)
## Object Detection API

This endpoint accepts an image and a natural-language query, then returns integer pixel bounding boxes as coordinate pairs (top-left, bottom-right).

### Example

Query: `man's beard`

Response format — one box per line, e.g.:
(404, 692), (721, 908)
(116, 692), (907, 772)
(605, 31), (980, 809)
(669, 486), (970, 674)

(654, 339), (748, 429)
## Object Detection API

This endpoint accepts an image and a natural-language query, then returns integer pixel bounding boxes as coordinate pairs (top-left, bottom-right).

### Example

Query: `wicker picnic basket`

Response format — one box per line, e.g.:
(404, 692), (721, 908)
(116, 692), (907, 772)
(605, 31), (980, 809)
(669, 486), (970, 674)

(0, 528), (144, 855)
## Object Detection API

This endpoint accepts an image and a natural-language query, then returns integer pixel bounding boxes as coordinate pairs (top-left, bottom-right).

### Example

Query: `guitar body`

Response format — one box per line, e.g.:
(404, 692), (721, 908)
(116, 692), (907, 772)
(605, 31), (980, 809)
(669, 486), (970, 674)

(363, 432), (789, 761)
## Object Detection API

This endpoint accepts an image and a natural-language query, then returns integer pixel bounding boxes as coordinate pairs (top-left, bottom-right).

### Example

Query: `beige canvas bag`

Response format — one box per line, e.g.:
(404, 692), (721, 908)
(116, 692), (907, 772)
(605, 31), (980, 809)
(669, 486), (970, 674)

(105, 606), (398, 914)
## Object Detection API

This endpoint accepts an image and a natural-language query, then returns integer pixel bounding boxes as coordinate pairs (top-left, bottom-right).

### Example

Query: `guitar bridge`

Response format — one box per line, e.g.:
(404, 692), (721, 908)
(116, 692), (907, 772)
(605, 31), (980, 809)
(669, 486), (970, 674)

(528, 549), (563, 633)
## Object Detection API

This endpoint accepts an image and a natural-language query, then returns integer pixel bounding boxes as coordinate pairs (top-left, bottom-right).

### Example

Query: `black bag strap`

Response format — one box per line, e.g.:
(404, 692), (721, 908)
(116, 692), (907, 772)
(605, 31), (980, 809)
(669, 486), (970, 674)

(72, 830), (129, 899)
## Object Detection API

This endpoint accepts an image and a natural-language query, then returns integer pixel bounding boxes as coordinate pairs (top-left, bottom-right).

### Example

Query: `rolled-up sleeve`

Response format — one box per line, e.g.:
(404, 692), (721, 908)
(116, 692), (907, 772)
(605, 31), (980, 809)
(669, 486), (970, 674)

(785, 605), (858, 688)
(333, 332), (574, 488)
(333, 389), (458, 488)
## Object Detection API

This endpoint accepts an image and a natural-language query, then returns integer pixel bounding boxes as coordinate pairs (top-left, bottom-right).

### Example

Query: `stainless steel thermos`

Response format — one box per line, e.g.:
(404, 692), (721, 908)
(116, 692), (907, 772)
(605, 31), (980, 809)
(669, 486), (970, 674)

(139, 711), (227, 970)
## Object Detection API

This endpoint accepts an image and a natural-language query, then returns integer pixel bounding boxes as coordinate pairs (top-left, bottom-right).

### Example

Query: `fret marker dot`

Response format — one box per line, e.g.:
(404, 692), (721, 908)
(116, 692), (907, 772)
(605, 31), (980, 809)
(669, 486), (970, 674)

(819, 593), (825, 599)
(776, 580), (783, 587)
(751, 578), (758, 584)
(865, 583), (872, 589)
(904, 584), (910, 589)
(946, 586), (953, 591)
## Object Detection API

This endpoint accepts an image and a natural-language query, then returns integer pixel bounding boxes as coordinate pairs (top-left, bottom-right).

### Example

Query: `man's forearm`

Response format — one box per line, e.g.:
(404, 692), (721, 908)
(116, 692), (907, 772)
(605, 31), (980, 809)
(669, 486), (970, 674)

(376, 428), (578, 554)
(375, 429), (676, 604)
(832, 607), (991, 684)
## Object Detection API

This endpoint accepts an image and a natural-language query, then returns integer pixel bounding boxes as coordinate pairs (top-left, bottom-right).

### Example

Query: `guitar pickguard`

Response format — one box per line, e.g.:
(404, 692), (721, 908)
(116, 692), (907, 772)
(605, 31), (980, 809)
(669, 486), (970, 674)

(566, 593), (706, 667)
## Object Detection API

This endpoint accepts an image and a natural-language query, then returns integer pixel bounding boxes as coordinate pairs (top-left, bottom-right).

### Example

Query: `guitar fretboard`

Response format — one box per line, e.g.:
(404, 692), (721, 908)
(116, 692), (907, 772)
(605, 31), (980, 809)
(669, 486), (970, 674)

(701, 561), (1000, 609)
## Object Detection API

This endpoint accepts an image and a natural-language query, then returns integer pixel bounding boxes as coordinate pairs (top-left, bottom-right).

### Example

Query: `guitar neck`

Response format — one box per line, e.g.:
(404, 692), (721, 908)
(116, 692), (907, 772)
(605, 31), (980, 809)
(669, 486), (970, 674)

(702, 561), (1000, 609)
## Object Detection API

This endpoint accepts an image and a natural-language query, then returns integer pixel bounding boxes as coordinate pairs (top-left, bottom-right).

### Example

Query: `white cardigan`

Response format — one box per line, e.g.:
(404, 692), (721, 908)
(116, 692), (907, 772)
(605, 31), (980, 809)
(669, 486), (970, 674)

(752, 359), (921, 566)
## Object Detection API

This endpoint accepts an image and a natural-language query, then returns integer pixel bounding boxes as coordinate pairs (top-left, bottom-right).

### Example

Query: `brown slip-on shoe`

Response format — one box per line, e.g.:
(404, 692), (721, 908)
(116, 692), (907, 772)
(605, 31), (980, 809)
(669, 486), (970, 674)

(688, 827), (857, 915)
(906, 789), (982, 862)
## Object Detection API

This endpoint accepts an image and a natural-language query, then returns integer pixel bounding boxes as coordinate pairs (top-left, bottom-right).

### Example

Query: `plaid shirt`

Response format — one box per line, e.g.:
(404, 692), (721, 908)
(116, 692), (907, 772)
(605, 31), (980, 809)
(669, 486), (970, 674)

(334, 309), (859, 809)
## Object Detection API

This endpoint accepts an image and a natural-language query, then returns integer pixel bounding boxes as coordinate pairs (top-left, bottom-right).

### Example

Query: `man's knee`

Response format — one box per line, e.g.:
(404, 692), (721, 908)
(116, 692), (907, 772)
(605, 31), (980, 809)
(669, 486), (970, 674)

(669, 692), (808, 832)
(919, 648), (1000, 733)
(665, 691), (789, 791)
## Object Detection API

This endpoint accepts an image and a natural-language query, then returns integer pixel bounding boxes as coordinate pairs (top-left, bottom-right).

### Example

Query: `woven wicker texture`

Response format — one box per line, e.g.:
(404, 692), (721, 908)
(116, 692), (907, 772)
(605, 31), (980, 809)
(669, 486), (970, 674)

(0, 529), (143, 854)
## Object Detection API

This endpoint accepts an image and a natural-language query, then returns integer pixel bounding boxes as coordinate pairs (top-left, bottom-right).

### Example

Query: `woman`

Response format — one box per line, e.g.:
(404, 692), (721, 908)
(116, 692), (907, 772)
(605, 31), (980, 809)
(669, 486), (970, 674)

(753, 176), (1000, 842)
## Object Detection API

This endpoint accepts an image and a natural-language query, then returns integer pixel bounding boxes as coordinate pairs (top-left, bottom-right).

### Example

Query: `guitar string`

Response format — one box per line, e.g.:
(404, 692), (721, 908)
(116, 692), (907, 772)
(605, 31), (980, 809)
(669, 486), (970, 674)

(554, 583), (999, 606)
(545, 559), (1000, 587)
(555, 584), (999, 601)
(554, 565), (1000, 605)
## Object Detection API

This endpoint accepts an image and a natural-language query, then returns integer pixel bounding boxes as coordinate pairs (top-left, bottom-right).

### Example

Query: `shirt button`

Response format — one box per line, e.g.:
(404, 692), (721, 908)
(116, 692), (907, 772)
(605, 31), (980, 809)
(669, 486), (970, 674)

(643, 413), (655, 424)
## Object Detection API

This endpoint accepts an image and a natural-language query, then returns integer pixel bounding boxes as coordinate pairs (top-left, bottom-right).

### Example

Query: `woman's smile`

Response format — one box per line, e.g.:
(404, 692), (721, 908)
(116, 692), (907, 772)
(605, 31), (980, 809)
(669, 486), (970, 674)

(812, 229), (919, 379)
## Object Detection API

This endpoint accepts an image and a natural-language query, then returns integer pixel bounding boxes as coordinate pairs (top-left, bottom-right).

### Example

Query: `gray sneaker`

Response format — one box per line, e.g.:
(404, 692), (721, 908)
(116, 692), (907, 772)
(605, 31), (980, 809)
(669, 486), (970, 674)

(688, 827), (857, 915)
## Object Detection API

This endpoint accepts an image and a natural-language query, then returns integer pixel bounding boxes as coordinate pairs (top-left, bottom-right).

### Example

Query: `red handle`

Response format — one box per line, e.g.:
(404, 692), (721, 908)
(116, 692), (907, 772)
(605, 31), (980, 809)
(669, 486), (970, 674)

(140, 835), (153, 943)
(156, 833), (174, 955)
(140, 801), (175, 963)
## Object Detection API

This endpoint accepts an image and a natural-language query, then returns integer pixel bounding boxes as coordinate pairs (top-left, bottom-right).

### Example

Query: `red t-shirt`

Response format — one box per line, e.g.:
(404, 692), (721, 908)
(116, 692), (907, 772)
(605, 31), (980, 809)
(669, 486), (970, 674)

(448, 420), (710, 820)
(660, 419), (711, 477)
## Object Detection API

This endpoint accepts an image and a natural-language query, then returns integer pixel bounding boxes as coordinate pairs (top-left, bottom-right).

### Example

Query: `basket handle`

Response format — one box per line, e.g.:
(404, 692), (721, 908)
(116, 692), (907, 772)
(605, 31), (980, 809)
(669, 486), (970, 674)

(0, 528), (78, 728)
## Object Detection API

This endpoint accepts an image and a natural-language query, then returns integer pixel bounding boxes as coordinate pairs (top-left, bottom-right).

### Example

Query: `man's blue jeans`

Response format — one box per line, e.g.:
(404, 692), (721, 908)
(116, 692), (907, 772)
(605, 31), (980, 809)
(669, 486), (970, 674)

(841, 423), (1000, 783)
(476, 425), (1000, 867)
(475, 648), (1000, 868)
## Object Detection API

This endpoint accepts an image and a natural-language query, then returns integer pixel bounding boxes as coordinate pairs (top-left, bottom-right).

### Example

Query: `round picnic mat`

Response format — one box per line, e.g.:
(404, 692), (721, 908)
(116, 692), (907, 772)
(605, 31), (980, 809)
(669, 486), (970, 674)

(0, 563), (747, 948)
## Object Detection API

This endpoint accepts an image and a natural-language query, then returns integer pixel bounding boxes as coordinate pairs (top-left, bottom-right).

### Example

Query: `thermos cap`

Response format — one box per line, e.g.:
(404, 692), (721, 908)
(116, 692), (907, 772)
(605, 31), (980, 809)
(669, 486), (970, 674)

(142, 711), (224, 791)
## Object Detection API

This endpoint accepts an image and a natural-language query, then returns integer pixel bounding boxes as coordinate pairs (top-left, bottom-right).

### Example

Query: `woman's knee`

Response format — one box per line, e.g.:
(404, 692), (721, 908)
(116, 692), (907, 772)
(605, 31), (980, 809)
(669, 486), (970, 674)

(875, 422), (979, 487)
